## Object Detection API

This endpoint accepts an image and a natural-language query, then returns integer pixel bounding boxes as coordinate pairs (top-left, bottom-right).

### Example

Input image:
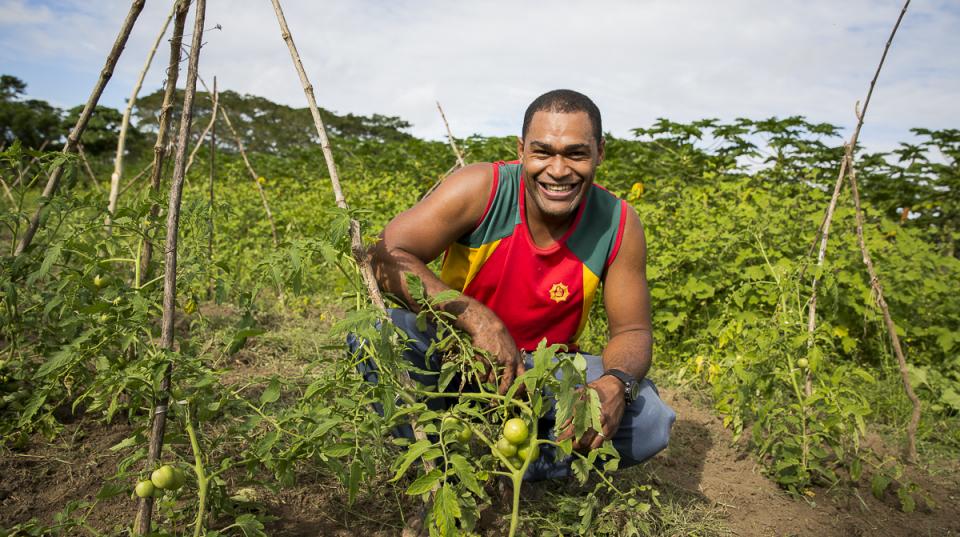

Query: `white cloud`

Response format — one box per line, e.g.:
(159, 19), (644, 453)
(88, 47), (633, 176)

(0, 0), (51, 24)
(1, 0), (958, 154)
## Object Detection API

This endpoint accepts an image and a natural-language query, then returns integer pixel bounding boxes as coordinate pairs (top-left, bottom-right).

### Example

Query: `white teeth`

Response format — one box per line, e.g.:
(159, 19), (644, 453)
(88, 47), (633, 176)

(542, 183), (574, 192)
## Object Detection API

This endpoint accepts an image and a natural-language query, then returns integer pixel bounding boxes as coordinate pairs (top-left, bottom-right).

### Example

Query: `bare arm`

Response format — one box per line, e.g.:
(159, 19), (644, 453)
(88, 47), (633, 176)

(369, 163), (525, 393)
(599, 206), (653, 382)
(569, 205), (653, 450)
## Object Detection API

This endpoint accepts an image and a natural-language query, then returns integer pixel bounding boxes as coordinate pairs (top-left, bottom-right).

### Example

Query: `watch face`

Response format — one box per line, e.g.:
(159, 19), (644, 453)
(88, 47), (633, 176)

(628, 381), (640, 401)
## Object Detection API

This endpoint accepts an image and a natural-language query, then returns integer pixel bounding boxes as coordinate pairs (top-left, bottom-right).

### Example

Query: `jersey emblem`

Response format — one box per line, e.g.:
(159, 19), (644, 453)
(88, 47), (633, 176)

(549, 282), (570, 303)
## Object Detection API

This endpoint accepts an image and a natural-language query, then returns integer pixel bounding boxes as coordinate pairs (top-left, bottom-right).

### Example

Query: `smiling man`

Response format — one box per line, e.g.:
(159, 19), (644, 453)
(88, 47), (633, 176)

(367, 89), (675, 479)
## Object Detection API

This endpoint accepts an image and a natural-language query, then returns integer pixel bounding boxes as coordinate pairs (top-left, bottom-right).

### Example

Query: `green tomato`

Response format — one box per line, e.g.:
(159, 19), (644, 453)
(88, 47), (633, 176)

(517, 441), (539, 462)
(151, 465), (177, 490)
(457, 425), (473, 443)
(93, 274), (105, 288)
(797, 358), (809, 369)
(502, 418), (529, 445)
(171, 466), (187, 489)
(495, 437), (517, 457)
(134, 479), (155, 498)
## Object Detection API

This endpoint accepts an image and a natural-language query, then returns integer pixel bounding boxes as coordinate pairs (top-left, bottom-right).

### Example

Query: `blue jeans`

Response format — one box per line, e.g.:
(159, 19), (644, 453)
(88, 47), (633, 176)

(347, 308), (676, 481)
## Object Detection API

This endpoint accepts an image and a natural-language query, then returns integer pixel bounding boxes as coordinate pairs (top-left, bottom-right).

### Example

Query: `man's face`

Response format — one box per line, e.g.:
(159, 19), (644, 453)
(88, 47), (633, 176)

(518, 110), (604, 222)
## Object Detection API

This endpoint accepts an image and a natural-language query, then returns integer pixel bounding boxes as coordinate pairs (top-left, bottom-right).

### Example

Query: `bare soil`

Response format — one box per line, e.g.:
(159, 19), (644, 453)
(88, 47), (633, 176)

(649, 389), (960, 537)
(1, 383), (957, 536)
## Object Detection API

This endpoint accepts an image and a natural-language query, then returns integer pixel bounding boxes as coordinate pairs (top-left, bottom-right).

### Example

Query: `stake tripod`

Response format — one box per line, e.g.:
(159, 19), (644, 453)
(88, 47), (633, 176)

(804, 0), (920, 463)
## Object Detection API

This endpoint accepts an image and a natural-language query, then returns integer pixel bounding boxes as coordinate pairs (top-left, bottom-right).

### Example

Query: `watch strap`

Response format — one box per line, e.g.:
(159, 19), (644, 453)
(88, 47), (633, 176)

(601, 369), (638, 403)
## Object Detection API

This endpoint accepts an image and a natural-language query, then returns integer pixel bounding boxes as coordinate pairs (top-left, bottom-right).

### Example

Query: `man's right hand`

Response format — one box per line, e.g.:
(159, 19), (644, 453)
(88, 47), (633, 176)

(465, 310), (526, 395)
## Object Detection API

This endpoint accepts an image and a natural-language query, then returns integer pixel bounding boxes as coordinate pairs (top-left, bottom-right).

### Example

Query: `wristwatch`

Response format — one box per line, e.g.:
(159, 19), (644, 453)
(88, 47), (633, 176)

(602, 369), (640, 404)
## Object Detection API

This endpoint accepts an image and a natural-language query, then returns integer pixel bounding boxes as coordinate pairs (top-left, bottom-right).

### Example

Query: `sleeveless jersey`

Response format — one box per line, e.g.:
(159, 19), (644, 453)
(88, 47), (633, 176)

(439, 161), (628, 351)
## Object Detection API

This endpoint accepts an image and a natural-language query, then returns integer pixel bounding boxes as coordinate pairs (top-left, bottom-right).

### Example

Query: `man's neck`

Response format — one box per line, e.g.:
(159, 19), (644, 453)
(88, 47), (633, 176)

(523, 191), (577, 248)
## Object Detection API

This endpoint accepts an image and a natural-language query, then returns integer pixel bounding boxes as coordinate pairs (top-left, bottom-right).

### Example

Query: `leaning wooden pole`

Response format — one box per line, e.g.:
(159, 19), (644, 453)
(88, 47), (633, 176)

(77, 144), (104, 193)
(269, 0), (384, 309)
(184, 82), (219, 177)
(846, 152), (920, 462)
(804, 0), (910, 396)
(268, 0), (436, 486)
(217, 106), (279, 247)
(107, 1), (176, 233)
(138, 0), (190, 287)
(0, 174), (14, 206)
(135, 0), (206, 533)
(420, 103), (466, 200)
(436, 101), (465, 168)
(14, 0), (145, 256)
(207, 77), (217, 296)
(14, 139), (50, 187)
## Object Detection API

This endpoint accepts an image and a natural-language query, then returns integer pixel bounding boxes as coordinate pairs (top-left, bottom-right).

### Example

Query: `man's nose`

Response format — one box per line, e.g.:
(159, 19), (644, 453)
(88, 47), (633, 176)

(546, 154), (569, 179)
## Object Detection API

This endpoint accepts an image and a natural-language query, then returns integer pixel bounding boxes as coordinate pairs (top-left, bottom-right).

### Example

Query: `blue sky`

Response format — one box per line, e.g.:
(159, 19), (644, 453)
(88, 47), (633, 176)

(1, 0), (958, 154)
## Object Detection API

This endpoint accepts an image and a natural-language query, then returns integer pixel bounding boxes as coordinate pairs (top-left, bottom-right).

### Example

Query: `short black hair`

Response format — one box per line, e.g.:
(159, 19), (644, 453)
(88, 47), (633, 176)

(522, 89), (602, 146)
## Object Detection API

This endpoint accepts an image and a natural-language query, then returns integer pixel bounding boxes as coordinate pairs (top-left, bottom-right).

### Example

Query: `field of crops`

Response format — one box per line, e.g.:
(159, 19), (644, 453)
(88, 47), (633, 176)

(2, 2), (960, 536)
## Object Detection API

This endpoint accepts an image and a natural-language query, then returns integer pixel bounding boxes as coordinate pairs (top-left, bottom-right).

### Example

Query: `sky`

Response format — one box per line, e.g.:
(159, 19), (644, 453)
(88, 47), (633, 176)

(1, 0), (958, 154)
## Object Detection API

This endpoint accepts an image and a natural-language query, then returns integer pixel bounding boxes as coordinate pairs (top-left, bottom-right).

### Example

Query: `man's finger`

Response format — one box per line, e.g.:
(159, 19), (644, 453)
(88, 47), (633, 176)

(556, 417), (573, 442)
(497, 363), (514, 395)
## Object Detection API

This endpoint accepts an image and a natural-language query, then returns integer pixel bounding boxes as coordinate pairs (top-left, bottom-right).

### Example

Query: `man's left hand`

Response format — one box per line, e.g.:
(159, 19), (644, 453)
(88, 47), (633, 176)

(558, 375), (626, 451)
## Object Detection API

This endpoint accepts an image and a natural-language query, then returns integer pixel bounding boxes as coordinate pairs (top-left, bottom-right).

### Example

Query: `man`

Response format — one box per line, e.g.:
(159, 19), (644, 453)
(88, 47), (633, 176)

(365, 89), (675, 480)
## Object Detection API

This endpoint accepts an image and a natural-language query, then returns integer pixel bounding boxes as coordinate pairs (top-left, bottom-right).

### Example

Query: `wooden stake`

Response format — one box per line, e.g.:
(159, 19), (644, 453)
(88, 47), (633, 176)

(0, 173), (14, 205)
(805, 0), (910, 396)
(135, 0), (206, 533)
(216, 105), (279, 247)
(184, 84), (219, 177)
(76, 143), (103, 193)
(268, 2), (436, 509)
(107, 1), (176, 233)
(846, 152), (921, 462)
(269, 0), (383, 309)
(207, 77), (217, 297)
(14, 0), (145, 256)
(436, 101), (465, 168)
(420, 103), (466, 200)
(138, 0), (190, 287)
(14, 139), (49, 187)
(119, 160), (154, 199)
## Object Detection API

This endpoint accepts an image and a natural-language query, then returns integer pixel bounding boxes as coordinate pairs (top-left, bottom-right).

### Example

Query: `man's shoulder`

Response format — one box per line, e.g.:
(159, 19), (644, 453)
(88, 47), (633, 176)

(437, 162), (497, 200)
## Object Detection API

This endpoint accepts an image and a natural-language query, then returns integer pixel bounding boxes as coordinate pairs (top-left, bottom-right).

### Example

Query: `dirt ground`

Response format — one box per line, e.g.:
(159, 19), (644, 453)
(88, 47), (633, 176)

(1, 387), (957, 536)
(649, 389), (960, 537)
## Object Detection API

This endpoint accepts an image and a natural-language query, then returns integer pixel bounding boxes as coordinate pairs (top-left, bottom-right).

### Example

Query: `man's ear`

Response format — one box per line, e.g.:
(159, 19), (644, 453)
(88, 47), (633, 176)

(516, 136), (524, 161)
(597, 137), (606, 165)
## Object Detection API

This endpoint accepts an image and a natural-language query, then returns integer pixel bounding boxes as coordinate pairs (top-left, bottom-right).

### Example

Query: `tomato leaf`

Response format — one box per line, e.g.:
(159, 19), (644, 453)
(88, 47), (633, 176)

(406, 468), (442, 496)
(260, 378), (281, 405)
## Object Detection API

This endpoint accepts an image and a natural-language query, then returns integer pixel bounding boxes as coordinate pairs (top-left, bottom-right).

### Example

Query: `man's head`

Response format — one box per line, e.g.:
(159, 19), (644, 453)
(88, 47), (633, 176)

(521, 89), (602, 147)
(518, 90), (605, 223)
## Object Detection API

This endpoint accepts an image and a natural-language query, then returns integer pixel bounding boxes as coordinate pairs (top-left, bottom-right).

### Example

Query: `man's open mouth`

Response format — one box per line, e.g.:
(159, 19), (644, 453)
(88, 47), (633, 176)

(536, 181), (581, 201)
(539, 182), (576, 193)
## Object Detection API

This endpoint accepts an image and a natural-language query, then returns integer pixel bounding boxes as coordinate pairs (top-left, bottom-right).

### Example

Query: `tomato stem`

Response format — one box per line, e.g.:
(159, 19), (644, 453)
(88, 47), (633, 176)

(185, 407), (208, 537)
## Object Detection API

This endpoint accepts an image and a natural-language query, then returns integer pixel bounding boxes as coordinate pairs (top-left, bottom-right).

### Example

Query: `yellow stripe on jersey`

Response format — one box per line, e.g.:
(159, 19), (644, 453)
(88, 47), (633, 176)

(440, 239), (503, 292)
(573, 264), (601, 344)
